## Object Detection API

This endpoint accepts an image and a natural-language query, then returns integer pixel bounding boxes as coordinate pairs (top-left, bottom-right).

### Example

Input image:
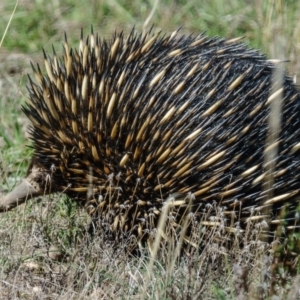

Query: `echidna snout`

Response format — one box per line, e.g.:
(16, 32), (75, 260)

(1, 28), (300, 247)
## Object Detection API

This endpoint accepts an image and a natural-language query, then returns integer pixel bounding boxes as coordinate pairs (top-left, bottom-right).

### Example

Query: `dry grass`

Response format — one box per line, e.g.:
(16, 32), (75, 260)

(1, 0), (300, 299)
(0, 195), (298, 299)
(0, 197), (299, 298)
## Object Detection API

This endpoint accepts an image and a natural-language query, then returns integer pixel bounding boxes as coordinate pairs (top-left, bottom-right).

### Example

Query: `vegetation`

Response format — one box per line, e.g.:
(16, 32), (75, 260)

(0, 0), (300, 298)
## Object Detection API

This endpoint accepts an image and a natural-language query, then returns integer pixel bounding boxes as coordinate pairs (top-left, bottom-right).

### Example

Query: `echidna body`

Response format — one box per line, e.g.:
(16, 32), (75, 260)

(1, 28), (300, 246)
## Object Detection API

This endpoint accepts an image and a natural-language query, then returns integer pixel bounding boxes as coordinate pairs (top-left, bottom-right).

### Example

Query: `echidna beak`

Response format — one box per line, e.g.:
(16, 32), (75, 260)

(0, 178), (43, 212)
(0, 164), (48, 213)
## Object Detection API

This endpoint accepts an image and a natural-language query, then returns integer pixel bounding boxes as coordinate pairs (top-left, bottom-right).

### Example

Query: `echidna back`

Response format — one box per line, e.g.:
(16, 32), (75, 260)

(22, 29), (300, 244)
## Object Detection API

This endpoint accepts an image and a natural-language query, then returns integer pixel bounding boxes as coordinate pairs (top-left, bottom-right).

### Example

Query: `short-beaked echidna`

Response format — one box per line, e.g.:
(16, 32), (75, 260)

(1, 28), (300, 248)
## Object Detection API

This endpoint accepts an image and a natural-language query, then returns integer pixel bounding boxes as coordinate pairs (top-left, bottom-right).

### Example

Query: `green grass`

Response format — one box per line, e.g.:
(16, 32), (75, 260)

(1, 0), (300, 299)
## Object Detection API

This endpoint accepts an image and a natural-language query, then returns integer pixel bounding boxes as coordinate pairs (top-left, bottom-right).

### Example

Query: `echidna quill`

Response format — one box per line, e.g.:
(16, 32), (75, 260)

(1, 28), (300, 249)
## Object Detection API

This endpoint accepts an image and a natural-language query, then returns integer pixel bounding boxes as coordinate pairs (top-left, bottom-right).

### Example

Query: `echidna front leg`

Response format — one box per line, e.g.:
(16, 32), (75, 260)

(0, 164), (49, 212)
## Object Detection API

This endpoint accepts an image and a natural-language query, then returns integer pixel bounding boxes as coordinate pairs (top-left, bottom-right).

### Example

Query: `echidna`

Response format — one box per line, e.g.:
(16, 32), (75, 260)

(1, 28), (300, 248)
